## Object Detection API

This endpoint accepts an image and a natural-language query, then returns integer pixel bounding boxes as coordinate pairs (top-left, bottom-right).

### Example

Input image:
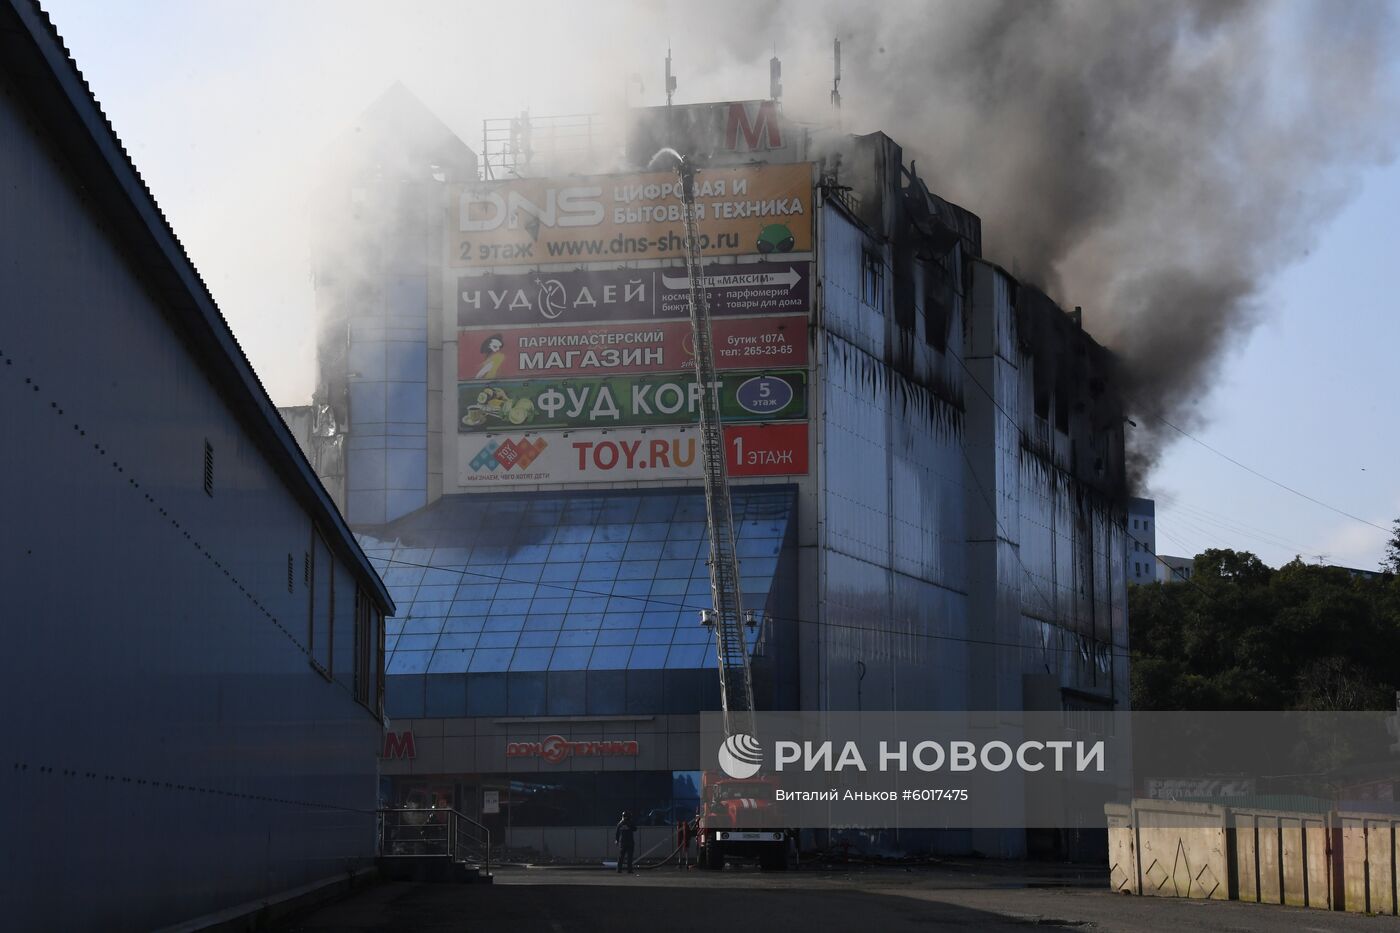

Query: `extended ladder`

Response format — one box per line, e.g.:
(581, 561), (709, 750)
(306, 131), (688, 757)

(676, 158), (756, 741)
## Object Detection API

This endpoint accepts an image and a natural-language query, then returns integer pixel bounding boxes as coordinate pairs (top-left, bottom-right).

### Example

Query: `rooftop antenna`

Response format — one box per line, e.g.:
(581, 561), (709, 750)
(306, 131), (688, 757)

(769, 48), (782, 104)
(831, 38), (842, 122)
(665, 45), (677, 108)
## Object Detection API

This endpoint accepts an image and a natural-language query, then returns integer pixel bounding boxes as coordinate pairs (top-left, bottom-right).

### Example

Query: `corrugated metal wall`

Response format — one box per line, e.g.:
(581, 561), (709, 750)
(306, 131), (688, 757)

(0, 66), (383, 931)
(811, 201), (1128, 817)
(817, 206), (970, 713)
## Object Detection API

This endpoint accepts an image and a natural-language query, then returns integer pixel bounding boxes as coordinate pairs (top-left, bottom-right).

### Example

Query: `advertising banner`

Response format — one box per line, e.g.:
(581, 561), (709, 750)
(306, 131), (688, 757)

(460, 315), (807, 380)
(455, 261), (811, 326)
(450, 163), (813, 267)
(458, 422), (808, 488)
(458, 370), (807, 433)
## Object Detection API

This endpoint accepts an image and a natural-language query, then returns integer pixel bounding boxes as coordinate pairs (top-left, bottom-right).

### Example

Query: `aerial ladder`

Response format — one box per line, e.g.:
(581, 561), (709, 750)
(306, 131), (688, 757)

(675, 156), (757, 741)
(669, 154), (792, 870)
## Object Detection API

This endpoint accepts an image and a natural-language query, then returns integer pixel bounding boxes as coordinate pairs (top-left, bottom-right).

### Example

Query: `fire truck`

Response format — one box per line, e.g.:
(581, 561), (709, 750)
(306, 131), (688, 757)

(696, 772), (794, 870)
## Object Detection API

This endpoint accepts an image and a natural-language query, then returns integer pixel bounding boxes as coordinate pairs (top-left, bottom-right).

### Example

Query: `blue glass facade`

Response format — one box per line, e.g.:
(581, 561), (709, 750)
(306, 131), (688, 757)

(345, 274), (430, 525)
(359, 486), (797, 718)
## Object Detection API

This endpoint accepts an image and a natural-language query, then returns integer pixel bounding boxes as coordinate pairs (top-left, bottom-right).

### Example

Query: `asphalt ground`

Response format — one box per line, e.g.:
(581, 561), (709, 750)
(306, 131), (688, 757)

(273, 862), (1400, 932)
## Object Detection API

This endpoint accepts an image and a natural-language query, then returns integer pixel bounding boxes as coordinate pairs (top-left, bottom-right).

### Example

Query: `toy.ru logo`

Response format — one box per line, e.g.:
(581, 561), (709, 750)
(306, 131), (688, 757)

(717, 733), (764, 779)
(469, 436), (548, 472)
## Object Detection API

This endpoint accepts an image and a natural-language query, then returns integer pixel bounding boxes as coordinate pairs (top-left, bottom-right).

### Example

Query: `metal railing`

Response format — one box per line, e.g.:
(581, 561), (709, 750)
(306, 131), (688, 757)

(377, 808), (491, 874)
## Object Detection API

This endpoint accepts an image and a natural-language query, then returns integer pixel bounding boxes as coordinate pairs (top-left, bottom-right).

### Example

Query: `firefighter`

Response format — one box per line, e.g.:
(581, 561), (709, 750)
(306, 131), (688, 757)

(614, 810), (637, 874)
(677, 811), (696, 868)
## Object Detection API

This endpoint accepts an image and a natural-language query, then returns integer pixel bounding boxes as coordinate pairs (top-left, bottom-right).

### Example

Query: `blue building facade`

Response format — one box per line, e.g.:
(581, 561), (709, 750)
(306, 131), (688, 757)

(1, 3), (394, 929)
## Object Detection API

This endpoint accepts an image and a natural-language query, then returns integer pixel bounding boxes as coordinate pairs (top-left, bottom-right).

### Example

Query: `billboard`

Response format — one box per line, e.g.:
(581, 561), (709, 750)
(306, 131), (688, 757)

(450, 163), (813, 267)
(458, 423), (808, 488)
(458, 370), (807, 432)
(456, 261), (811, 326)
(460, 315), (807, 380)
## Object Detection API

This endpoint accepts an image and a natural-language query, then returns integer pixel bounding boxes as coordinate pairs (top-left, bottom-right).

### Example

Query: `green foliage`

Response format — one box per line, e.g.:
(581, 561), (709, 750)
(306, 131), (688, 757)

(1129, 548), (1400, 711)
(1386, 519), (1400, 574)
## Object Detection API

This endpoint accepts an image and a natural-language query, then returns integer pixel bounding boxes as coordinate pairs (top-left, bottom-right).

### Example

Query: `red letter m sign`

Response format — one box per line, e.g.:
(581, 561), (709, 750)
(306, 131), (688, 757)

(381, 731), (416, 759)
(725, 101), (782, 151)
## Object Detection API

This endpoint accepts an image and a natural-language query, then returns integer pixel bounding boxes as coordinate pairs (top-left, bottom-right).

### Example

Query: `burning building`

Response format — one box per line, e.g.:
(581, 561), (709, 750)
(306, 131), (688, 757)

(288, 91), (1130, 859)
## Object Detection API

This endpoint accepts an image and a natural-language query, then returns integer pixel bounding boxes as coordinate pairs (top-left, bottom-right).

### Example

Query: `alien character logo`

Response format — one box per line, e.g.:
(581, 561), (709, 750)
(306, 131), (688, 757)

(756, 223), (795, 254)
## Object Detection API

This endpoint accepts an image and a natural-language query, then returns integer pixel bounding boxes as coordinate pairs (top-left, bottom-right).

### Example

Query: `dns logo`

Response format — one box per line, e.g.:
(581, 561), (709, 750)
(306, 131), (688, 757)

(717, 733), (763, 779)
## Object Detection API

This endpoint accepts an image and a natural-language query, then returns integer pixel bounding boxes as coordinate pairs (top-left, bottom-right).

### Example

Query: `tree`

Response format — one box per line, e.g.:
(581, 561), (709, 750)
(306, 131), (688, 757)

(1129, 549), (1400, 711)
(1385, 518), (1400, 574)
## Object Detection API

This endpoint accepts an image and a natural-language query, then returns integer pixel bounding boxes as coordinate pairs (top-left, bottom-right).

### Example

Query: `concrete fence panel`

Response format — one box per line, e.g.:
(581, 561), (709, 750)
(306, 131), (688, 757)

(1113, 800), (1334, 911)
(1105, 803), (1137, 895)
(1258, 813), (1283, 903)
(1277, 815), (1305, 907)
(1340, 816), (1368, 912)
(1131, 801), (1228, 900)
(1336, 813), (1400, 915)
(1231, 808), (1326, 908)
(1366, 818), (1396, 915)
(1300, 814), (1332, 910)
(1230, 810), (1263, 903)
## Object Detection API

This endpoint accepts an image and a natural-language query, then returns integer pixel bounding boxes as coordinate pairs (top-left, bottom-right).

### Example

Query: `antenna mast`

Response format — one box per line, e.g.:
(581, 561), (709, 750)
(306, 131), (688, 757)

(665, 46), (677, 108)
(831, 38), (842, 121)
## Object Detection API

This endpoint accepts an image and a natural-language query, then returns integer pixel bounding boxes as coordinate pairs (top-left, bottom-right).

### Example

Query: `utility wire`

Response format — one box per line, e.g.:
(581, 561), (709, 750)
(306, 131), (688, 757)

(1142, 411), (1392, 536)
(1156, 500), (1325, 560)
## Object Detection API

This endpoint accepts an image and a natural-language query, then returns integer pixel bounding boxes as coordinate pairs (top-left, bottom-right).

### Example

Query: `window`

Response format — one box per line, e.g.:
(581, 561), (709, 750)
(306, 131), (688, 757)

(862, 250), (884, 312)
(1054, 374), (1071, 433)
(202, 440), (214, 496)
(922, 251), (953, 351)
(354, 588), (379, 709)
(1033, 362), (1051, 422)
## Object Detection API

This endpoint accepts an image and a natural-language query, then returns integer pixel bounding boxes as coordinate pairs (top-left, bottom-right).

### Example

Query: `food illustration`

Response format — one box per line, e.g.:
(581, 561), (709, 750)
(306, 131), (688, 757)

(460, 385), (535, 428)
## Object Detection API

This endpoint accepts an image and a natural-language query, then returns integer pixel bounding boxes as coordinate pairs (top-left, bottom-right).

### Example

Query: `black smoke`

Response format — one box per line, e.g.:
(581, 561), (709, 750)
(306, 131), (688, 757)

(732, 0), (1396, 484)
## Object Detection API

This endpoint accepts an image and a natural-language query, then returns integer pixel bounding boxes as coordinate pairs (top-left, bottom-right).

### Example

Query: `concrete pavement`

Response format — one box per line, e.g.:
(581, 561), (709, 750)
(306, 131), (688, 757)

(272, 863), (1400, 932)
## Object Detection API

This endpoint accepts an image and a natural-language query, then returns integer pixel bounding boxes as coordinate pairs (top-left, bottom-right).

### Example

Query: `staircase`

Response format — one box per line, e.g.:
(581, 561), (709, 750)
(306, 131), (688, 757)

(376, 808), (493, 884)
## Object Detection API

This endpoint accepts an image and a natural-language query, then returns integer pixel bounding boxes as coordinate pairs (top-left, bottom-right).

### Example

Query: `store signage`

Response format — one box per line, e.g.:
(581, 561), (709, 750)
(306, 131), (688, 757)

(450, 163), (812, 268)
(506, 734), (640, 764)
(381, 731), (417, 760)
(458, 422), (809, 489)
(455, 262), (811, 326)
(460, 315), (807, 380)
(458, 370), (807, 433)
(627, 100), (801, 165)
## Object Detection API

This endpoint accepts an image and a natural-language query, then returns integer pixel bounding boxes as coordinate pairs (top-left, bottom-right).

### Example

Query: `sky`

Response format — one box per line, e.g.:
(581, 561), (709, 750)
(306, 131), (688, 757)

(40, 0), (1400, 571)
